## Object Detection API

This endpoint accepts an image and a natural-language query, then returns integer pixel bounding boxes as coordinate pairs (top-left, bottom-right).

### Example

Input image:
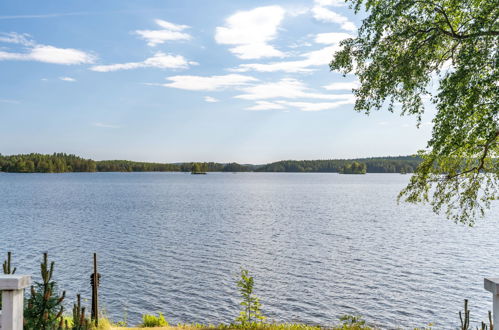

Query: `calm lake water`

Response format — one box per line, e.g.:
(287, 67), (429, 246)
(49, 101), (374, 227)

(0, 172), (498, 329)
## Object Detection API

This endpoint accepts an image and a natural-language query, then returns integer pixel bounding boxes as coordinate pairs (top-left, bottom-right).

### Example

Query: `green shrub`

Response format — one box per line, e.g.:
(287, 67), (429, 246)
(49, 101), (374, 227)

(332, 315), (371, 329)
(141, 313), (169, 327)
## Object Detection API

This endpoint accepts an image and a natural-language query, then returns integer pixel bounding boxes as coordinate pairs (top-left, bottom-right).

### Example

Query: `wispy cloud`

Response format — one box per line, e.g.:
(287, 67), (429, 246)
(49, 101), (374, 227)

(314, 32), (351, 44)
(0, 12), (89, 20)
(0, 33), (95, 65)
(246, 99), (354, 112)
(277, 100), (354, 111)
(215, 6), (286, 60)
(312, 0), (356, 31)
(0, 98), (20, 104)
(59, 76), (76, 82)
(314, 0), (348, 7)
(92, 122), (121, 129)
(0, 32), (34, 46)
(136, 19), (191, 46)
(233, 45), (341, 73)
(323, 81), (359, 91)
(232, 32), (349, 74)
(235, 78), (354, 101)
(246, 101), (286, 111)
(204, 96), (219, 103)
(160, 74), (258, 91)
(91, 52), (197, 72)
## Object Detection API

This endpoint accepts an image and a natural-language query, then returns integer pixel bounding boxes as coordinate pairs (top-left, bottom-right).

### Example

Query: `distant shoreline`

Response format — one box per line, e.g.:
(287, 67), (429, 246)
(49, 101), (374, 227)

(0, 171), (411, 174)
(0, 153), (421, 174)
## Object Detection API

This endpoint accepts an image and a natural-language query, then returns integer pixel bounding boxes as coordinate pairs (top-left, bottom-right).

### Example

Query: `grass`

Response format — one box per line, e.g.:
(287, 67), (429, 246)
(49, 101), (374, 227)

(110, 326), (370, 330)
(108, 321), (373, 329)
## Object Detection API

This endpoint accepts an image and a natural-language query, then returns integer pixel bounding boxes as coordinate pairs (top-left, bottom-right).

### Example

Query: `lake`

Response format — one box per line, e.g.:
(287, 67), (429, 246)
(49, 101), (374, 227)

(0, 172), (498, 328)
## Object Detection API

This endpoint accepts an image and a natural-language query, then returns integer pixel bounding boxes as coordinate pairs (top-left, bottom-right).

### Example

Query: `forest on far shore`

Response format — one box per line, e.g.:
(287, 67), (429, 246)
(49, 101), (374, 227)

(0, 153), (422, 174)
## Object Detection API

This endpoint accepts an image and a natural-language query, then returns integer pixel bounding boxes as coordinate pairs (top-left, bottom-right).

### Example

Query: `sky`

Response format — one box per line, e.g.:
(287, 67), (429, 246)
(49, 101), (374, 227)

(0, 0), (435, 164)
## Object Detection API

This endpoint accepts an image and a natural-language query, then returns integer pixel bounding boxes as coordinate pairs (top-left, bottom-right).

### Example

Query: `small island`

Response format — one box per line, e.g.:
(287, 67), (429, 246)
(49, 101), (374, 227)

(191, 162), (207, 175)
(339, 161), (367, 174)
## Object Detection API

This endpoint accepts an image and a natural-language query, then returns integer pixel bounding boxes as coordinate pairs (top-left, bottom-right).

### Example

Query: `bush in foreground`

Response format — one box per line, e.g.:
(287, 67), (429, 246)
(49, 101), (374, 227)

(141, 313), (169, 327)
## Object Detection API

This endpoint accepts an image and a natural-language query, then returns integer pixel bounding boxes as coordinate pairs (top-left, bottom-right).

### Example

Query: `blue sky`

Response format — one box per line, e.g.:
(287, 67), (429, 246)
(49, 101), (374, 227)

(0, 0), (434, 163)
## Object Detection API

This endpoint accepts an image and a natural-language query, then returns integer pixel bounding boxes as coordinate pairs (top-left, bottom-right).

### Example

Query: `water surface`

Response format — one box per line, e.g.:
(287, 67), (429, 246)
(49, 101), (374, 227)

(0, 172), (497, 329)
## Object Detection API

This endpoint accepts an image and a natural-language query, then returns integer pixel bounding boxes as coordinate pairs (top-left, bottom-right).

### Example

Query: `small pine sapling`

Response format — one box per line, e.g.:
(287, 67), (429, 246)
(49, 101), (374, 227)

(24, 253), (66, 330)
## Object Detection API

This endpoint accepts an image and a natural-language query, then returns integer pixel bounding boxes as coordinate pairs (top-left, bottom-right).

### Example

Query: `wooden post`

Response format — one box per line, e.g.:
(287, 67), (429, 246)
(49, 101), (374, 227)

(484, 278), (499, 327)
(91, 253), (99, 326)
(0, 275), (31, 330)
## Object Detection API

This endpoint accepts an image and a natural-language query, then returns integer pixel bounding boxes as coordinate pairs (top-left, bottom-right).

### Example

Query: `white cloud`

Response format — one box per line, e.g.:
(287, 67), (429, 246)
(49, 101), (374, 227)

(246, 101), (286, 111)
(245, 99), (354, 112)
(0, 32), (34, 46)
(161, 74), (258, 91)
(314, 0), (346, 7)
(278, 100), (354, 111)
(0, 45), (95, 65)
(233, 45), (341, 73)
(91, 52), (196, 72)
(204, 96), (219, 103)
(235, 78), (354, 101)
(93, 122), (121, 128)
(136, 19), (191, 46)
(315, 32), (351, 44)
(323, 81), (359, 90)
(312, 1), (356, 31)
(215, 6), (286, 59)
(59, 76), (76, 82)
(155, 19), (189, 31)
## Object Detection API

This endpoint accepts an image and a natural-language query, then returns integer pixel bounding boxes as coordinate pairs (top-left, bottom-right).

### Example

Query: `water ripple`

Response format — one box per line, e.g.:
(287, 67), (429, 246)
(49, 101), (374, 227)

(0, 172), (498, 329)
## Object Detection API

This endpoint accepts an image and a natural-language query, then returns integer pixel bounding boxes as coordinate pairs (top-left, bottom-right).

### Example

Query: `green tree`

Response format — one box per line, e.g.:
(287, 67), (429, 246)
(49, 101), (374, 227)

(25, 253), (66, 330)
(191, 163), (202, 173)
(340, 161), (367, 174)
(235, 269), (266, 325)
(331, 0), (498, 224)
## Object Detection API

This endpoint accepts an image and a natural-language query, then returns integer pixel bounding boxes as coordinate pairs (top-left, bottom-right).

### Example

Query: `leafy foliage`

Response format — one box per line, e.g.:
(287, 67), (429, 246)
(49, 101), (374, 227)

(191, 162), (204, 173)
(141, 313), (169, 327)
(0, 153), (420, 174)
(96, 160), (179, 172)
(0, 153), (254, 173)
(256, 156), (420, 173)
(24, 253), (66, 330)
(0, 153), (96, 173)
(66, 294), (91, 330)
(333, 315), (371, 330)
(339, 161), (367, 174)
(236, 269), (266, 326)
(330, 0), (499, 224)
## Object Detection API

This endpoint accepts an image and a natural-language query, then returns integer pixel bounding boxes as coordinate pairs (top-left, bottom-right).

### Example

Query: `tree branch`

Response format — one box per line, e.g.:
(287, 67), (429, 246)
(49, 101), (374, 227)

(445, 130), (499, 180)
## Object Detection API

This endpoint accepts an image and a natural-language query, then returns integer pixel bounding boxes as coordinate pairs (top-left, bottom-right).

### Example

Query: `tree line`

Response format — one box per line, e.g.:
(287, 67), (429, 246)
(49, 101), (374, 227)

(255, 156), (421, 173)
(0, 153), (96, 173)
(0, 153), (421, 174)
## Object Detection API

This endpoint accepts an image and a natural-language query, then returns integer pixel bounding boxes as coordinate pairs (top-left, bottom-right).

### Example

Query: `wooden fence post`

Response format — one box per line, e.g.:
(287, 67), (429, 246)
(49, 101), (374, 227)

(0, 275), (31, 330)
